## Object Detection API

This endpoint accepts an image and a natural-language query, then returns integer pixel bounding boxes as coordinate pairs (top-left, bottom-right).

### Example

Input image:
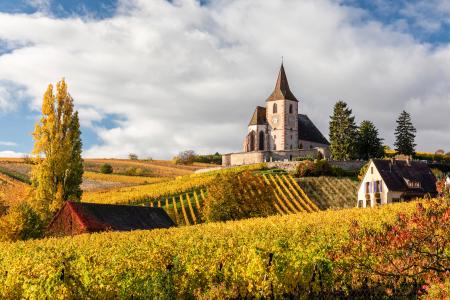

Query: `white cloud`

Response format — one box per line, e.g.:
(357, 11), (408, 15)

(0, 141), (18, 147)
(0, 150), (28, 158)
(0, 0), (449, 158)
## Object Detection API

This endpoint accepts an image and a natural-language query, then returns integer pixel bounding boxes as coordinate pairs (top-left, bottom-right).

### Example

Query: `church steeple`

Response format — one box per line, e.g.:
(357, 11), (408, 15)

(266, 63), (299, 102)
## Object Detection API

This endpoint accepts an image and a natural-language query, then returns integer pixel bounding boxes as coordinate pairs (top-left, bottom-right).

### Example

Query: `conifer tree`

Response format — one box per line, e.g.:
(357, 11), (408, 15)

(31, 79), (83, 219)
(329, 101), (358, 160)
(394, 110), (416, 156)
(357, 120), (384, 160)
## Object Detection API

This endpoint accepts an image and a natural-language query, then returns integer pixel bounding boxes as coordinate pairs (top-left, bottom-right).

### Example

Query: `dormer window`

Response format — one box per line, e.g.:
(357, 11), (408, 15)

(404, 178), (421, 189)
(273, 103), (277, 113)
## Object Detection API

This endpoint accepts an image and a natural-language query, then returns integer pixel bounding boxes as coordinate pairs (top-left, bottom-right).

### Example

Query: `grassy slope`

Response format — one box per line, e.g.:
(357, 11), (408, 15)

(0, 173), (32, 206)
(0, 201), (419, 298)
(297, 176), (359, 210)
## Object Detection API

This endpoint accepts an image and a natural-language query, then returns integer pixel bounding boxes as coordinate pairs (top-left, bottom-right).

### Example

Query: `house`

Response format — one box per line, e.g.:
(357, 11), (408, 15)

(357, 158), (438, 208)
(47, 201), (175, 237)
(222, 63), (329, 167)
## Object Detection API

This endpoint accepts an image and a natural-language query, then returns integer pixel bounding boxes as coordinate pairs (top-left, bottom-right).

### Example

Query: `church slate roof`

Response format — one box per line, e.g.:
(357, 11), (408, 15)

(298, 114), (330, 145)
(248, 106), (267, 126)
(372, 159), (437, 195)
(266, 64), (299, 102)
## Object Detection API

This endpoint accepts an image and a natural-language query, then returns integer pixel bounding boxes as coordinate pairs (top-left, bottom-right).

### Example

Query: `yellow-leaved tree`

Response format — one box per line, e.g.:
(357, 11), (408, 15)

(31, 79), (83, 220)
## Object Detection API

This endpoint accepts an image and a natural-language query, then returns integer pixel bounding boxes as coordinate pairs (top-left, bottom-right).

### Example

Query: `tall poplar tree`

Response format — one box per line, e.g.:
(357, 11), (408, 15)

(329, 101), (358, 160)
(356, 120), (384, 160)
(31, 79), (83, 219)
(394, 110), (416, 156)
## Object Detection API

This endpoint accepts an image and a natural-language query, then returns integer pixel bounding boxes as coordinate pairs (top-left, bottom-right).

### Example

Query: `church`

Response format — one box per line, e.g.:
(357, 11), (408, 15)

(222, 64), (330, 167)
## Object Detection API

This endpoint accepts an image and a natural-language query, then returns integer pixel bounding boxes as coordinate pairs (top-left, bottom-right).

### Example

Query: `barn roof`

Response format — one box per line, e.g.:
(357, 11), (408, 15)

(51, 202), (174, 233)
(248, 106), (267, 126)
(298, 114), (330, 145)
(372, 159), (437, 195)
(266, 63), (299, 102)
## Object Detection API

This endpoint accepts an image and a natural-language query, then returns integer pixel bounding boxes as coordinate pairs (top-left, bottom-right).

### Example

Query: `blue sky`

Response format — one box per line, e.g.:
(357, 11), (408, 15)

(0, 0), (450, 158)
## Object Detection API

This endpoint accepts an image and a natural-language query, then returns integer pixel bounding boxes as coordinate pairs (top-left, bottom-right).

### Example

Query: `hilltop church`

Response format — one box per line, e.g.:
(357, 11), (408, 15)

(222, 64), (329, 167)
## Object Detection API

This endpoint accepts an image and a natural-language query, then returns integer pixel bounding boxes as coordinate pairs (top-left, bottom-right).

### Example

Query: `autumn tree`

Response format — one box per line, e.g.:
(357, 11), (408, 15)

(394, 110), (416, 156)
(356, 120), (384, 160)
(329, 101), (358, 160)
(202, 171), (275, 222)
(31, 79), (83, 220)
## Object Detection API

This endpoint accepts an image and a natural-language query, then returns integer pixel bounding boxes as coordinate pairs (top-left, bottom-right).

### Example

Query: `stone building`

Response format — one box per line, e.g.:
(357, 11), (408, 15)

(223, 64), (329, 167)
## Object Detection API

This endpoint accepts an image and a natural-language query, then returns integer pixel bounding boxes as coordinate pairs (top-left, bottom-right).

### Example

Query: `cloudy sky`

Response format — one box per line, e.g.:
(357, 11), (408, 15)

(0, 0), (449, 158)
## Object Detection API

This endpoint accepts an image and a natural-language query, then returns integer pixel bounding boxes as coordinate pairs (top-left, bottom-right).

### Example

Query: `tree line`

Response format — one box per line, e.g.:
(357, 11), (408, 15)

(329, 100), (417, 160)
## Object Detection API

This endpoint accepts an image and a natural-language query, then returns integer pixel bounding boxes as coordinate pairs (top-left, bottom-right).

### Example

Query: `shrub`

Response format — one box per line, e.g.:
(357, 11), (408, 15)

(128, 153), (138, 160)
(335, 200), (450, 297)
(124, 167), (148, 176)
(174, 150), (196, 165)
(202, 171), (275, 222)
(294, 160), (336, 177)
(0, 201), (44, 241)
(294, 160), (315, 177)
(99, 163), (113, 174)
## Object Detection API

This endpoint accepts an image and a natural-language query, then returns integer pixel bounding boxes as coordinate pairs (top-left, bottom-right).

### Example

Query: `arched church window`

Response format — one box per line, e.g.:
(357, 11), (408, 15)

(258, 131), (265, 151)
(289, 104), (293, 114)
(273, 103), (277, 113)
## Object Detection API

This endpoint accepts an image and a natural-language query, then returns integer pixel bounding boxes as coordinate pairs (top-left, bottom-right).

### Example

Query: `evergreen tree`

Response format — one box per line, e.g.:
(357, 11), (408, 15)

(329, 101), (358, 160)
(394, 110), (416, 156)
(357, 120), (384, 160)
(31, 79), (83, 219)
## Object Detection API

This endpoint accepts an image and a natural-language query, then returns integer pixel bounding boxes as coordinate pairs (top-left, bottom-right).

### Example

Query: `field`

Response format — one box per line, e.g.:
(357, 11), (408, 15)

(0, 158), (215, 193)
(0, 173), (32, 206)
(0, 201), (420, 298)
(142, 173), (319, 226)
(297, 176), (359, 209)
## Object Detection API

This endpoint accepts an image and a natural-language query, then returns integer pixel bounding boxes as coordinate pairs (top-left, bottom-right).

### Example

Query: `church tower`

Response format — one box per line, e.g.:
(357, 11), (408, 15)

(266, 63), (299, 151)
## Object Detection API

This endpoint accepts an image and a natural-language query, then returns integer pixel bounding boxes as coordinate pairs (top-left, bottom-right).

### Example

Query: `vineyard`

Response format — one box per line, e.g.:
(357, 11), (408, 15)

(0, 173), (32, 206)
(297, 176), (359, 210)
(0, 201), (423, 298)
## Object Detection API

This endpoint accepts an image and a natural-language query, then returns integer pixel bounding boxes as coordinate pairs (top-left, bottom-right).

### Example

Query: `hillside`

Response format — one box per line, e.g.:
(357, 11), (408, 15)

(0, 201), (420, 298)
(0, 173), (31, 206)
(0, 158), (216, 193)
(297, 176), (359, 209)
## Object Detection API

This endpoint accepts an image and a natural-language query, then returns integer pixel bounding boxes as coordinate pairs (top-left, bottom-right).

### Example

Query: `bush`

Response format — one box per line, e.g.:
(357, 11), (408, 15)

(99, 163), (113, 174)
(294, 160), (336, 177)
(0, 201), (43, 241)
(174, 150), (196, 165)
(124, 167), (148, 176)
(128, 153), (138, 160)
(202, 171), (275, 222)
(193, 153), (222, 165)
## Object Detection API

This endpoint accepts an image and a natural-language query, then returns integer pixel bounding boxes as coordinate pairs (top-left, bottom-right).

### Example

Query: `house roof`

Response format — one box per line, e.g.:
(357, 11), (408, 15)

(266, 64), (299, 102)
(372, 159), (437, 195)
(248, 106), (267, 126)
(298, 114), (330, 145)
(51, 202), (174, 232)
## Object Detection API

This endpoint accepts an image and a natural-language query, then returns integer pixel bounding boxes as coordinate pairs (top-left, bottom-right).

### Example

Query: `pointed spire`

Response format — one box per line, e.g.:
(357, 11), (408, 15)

(266, 62), (299, 102)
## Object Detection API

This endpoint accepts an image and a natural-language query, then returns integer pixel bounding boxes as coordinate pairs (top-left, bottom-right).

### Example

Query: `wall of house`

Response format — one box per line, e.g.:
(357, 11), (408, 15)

(357, 161), (389, 208)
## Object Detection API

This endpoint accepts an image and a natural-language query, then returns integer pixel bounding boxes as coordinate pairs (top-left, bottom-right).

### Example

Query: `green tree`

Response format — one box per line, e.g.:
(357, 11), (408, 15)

(100, 163), (113, 174)
(356, 120), (384, 160)
(394, 110), (416, 156)
(329, 101), (358, 160)
(31, 79), (83, 220)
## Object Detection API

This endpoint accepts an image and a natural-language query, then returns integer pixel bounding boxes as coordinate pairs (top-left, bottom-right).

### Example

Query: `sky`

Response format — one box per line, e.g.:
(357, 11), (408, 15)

(0, 0), (449, 159)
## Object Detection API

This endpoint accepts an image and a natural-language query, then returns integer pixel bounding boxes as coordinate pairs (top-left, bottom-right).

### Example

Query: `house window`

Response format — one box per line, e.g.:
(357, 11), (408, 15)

(365, 182), (370, 194)
(357, 200), (364, 208)
(392, 198), (401, 203)
(376, 198), (382, 205)
(273, 103), (277, 113)
(371, 167), (374, 174)
(289, 104), (293, 114)
(299, 143), (303, 149)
